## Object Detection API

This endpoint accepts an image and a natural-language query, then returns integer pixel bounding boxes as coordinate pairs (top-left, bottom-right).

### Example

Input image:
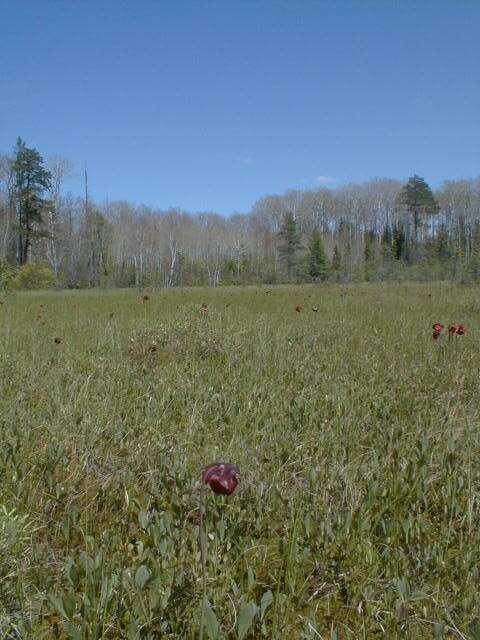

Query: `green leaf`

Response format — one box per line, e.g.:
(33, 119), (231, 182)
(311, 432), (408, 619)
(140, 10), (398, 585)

(247, 566), (255, 590)
(48, 594), (68, 619)
(63, 590), (77, 618)
(467, 618), (480, 638)
(260, 591), (273, 620)
(138, 510), (149, 529)
(127, 618), (140, 640)
(66, 623), (82, 640)
(238, 602), (257, 639)
(433, 622), (447, 639)
(204, 600), (220, 640)
(135, 564), (150, 590)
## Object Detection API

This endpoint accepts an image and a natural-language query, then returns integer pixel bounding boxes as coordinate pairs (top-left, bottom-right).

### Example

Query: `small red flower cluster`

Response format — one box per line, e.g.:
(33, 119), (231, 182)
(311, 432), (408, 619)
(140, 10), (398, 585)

(432, 323), (444, 340)
(202, 462), (239, 496)
(432, 322), (466, 340)
(448, 323), (466, 336)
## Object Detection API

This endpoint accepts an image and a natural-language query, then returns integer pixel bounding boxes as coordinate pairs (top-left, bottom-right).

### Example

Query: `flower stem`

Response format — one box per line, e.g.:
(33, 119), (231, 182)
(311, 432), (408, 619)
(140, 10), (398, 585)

(199, 481), (207, 640)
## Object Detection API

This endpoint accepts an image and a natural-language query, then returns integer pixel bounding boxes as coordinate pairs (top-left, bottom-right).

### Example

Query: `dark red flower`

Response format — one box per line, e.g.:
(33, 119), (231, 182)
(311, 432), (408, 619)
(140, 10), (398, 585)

(432, 323), (444, 333)
(295, 305), (302, 313)
(143, 295), (150, 302)
(202, 463), (239, 496)
(201, 303), (208, 311)
(448, 323), (466, 336)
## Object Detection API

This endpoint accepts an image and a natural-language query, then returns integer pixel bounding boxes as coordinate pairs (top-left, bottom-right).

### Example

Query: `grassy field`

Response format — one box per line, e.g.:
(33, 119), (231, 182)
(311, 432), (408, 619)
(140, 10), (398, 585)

(1, 283), (479, 639)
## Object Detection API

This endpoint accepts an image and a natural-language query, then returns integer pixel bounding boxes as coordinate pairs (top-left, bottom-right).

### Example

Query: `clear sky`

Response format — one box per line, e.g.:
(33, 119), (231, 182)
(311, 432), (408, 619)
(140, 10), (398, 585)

(1, 1), (479, 214)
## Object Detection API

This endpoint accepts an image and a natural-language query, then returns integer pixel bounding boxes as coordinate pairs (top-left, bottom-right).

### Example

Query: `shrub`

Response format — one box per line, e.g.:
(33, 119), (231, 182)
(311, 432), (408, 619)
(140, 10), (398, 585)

(12, 263), (55, 290)
(0, 261), (18, 297)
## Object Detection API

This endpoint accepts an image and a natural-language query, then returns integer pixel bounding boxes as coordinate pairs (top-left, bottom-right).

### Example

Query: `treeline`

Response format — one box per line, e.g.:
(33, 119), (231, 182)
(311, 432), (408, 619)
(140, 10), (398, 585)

(1, 138), (480, 289)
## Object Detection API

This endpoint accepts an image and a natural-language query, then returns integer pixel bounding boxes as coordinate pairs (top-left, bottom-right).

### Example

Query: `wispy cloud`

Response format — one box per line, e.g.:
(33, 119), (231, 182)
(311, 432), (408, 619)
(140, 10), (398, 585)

(240, 156), (253, 166)
(315, 175), (338, 186)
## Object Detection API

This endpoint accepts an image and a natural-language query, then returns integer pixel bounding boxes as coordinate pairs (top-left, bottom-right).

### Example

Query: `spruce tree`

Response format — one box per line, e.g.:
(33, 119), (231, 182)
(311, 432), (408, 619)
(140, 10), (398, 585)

(278, 212), (301, 280)
(13, 138), (52, 265)
(307, 230), (328, 281)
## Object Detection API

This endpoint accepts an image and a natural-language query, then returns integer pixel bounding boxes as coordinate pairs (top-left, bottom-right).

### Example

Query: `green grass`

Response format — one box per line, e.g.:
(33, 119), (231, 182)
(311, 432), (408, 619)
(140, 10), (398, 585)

(0, 283), (479, 639)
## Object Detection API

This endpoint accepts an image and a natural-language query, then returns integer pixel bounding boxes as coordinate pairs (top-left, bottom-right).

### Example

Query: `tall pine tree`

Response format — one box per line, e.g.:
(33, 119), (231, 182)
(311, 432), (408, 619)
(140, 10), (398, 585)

(13, 138), (52, 265)
(396, 174), (439, 250)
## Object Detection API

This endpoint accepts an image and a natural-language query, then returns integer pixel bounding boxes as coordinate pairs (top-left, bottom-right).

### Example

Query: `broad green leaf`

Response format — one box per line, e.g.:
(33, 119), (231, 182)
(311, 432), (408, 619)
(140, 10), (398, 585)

(128, 618), (140, 640)
(260, 591), (273, 620)
(135, 564), (150, 589)
(48, 594), (68, 619)
(433, 622), (447, 639)
(204, 600), (220, 640)
(238, 602), (257, 639)
(138, 510), (149, 529)
(63, 590), (77, 618)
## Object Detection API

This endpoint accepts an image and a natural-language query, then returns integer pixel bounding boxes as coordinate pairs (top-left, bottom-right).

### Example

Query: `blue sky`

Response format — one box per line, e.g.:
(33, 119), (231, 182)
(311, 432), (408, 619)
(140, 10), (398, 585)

(1, 1), (479, 214)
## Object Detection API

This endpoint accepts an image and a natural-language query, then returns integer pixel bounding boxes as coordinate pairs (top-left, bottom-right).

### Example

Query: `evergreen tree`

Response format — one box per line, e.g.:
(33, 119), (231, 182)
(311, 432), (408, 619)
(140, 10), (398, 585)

(12, 138), (52, 265)
(392, 223), (407, 261)
(469, 223), (480, 281)
(278, 212), (301, 280)
(396, 174), (439, 246)
(307, 230), (329, 281)
(363, 230), (376, 281)
(336, 219), (354, 281)
(331, 244), (341, 281)
(435, 225), (451, 263)
(381, 224), (393, 256)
